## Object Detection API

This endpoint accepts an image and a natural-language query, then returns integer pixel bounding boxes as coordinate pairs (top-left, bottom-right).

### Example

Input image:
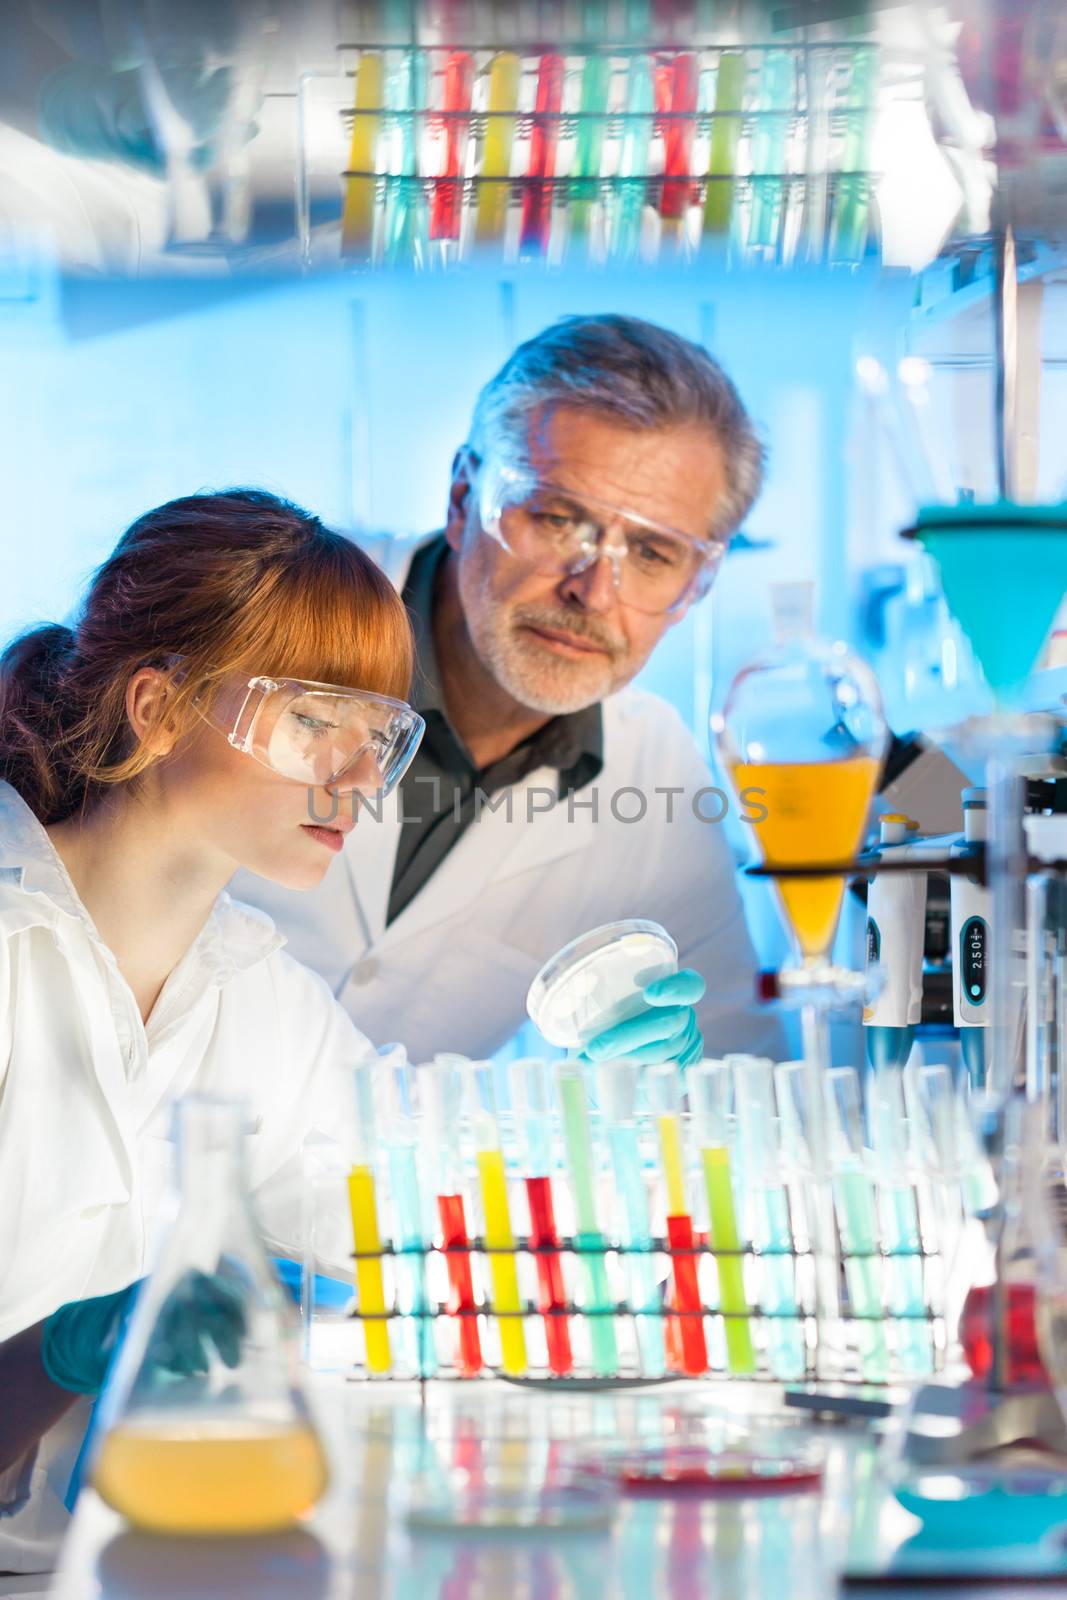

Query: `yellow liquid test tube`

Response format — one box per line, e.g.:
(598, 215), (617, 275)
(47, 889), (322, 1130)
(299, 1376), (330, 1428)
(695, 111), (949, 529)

(476, 1148), (527, 1375)
(476, 52), (521, 241)
(701, 1146), (756, 1374)
(341, 53), (384, 256)
(348, 1164), (392, 1373)
(657, 1113), (687, 1216)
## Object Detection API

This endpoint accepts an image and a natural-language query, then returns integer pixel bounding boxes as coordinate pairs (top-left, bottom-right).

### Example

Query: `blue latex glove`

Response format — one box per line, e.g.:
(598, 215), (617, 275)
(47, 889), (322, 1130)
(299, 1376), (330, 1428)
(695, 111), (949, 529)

(41, 1268), (247, 1397)
(579, 969), (707, 1068)
(40, 1283), (139, 1397)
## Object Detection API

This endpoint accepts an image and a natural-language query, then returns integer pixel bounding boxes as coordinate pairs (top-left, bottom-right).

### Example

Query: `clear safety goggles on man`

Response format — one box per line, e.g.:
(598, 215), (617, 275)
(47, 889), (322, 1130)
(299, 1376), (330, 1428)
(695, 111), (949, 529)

(198, 674), (425, 796)
(473, 455), (727, 616)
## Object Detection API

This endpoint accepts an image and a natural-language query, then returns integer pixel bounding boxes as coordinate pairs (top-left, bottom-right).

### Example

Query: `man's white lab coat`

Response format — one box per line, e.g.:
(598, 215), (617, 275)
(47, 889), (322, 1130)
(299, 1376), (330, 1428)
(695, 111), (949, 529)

(233, 535), (782, 1063)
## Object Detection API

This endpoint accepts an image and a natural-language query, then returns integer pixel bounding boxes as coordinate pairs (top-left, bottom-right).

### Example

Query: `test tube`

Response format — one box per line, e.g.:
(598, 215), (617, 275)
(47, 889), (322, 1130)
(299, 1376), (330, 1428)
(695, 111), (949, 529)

(659, 52), (698, 228)
(430, 51), (474, 245)
(868, 1068), (933, 1376)
(381, 1049), (436, 1376)
(382, 48), (429, 264)
(826, 1068), (889, 1382)
(341, 51), (385, 260)
(520, 53), (565, 255)
(347, 1061), (392, 1374)
(734, 1058), (805, 1380)
(703, 50), (745, 238)
(648, 1063), (708, 1376)
(510, 1058), (573, 1375)
(610, 52), (654, 260)
(832, 44), (878, 263)
(469, 1062), (527, 1376)
(423, 1057), (482, 1375)
(557, 1065), (618, 1377)
(748, 48), (794, 254)
(595, 1060), (666, 1377)
(475, 52), (521, 241)
(687, 1061), (756, 1375)
(569, 50), (611, 239)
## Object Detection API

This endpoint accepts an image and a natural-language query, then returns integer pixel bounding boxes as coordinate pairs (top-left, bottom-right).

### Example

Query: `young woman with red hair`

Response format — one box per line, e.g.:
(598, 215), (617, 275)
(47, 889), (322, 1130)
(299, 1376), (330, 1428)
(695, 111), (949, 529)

(0, 488), (421, 1569)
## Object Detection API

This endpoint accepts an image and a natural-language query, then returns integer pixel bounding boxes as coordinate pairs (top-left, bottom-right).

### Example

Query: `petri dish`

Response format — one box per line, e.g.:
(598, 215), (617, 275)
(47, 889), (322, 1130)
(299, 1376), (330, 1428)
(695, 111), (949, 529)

(406, 1463), (618, 1534)
(580, 1444), (824, 1497)
(526, 920), (678, 1050)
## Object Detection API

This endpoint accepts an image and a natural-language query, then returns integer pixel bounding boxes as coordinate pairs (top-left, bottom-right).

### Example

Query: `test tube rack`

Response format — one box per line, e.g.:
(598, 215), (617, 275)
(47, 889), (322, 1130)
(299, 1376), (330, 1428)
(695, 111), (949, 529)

(297, 40), (885, 269)
(333, 1100), (960, 1387)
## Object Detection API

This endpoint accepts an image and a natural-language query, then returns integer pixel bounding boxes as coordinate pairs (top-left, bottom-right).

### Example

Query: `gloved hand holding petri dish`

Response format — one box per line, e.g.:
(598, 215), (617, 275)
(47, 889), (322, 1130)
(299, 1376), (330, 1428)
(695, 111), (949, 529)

(526, 920), (705, 1066)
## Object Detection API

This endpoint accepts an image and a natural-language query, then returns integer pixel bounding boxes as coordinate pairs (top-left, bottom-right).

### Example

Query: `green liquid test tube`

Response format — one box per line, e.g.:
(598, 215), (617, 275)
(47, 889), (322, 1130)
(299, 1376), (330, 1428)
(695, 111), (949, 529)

(570, 52), (611, 237)
(558, 1067), (617, 1377)
(701, 1147), (756, 1375)
(688, 1061), (756, 1374)
(704, 51), (745, 236)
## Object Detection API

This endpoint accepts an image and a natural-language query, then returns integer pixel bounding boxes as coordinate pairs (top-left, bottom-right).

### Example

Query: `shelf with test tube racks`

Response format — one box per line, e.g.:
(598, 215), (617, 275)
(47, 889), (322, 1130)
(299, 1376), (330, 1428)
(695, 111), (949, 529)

(325, 1050), (978, 1389)
(296, 39), (887, 269)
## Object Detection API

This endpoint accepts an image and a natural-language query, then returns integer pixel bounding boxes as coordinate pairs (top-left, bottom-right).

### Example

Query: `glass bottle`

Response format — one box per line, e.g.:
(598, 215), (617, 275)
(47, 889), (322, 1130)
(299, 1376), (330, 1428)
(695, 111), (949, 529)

(90, 1095), (329, 1535)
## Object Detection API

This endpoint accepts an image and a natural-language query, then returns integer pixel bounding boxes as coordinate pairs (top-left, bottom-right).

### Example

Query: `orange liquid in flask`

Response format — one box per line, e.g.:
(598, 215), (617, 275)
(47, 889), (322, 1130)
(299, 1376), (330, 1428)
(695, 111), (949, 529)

(732, 756), (879, 958)
(93, 1418), (328, 1535)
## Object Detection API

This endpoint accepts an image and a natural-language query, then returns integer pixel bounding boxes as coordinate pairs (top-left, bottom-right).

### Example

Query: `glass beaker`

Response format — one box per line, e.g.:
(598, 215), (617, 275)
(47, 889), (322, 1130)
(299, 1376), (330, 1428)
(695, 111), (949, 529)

(90, 1095), (328, 1535)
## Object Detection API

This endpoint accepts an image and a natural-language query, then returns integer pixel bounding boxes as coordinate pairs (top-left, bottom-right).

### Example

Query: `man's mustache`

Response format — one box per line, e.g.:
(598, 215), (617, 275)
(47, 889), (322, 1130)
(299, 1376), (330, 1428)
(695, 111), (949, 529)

(512, 606), (627, 660)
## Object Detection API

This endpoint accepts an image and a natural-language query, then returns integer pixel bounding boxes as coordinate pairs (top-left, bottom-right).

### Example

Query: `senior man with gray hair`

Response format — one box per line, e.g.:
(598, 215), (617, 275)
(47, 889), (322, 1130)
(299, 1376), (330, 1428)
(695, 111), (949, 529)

(234, 314), (784, 1066)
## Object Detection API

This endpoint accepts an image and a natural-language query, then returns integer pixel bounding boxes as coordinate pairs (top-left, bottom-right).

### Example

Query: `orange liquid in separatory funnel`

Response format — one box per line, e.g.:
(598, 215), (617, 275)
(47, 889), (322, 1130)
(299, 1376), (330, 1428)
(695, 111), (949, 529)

(732, 755), (879, 959)
(93, 1419), (328, 1535)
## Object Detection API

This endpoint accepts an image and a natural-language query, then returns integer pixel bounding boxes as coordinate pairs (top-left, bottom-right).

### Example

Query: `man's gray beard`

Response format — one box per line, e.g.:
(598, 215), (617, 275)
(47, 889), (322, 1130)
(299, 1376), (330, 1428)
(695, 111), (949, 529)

(471, 617), (621, 715)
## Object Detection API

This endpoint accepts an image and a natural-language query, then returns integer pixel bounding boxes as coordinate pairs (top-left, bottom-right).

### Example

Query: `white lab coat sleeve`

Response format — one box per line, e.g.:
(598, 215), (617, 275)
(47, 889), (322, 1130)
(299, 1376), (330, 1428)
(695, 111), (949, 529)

(633, 704), (787, 1061)
(233, 950), (376, 1266)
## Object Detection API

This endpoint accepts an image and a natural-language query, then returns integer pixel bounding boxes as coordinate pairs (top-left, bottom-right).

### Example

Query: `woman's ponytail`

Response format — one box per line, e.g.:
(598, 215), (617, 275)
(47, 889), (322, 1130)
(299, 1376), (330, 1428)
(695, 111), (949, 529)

(0, 623), (88, 823)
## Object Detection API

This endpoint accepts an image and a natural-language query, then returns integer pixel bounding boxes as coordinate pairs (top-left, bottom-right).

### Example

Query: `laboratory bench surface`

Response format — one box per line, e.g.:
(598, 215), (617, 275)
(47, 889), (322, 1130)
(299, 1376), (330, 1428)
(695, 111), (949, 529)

(28, 1373), (1067, 1600)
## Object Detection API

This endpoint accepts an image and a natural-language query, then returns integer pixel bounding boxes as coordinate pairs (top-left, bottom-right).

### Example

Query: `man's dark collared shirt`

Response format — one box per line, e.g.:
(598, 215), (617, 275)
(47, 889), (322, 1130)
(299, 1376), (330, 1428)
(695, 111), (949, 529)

(386, 537), (604, 926)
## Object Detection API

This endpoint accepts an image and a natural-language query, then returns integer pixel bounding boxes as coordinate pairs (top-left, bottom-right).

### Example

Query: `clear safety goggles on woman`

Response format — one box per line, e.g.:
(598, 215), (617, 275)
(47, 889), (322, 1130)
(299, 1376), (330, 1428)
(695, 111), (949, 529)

(471, 453), (727, 616)
(194, 672), (425, 796)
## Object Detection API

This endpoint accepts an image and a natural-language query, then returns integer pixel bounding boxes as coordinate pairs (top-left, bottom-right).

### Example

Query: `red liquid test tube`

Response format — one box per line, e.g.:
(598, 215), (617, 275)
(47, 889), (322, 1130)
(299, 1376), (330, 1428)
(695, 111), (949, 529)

(524, 1175), (573, 1376)
(666, 1213), (708, 1375)
(520, 53), (565, 253)
(660, 53), (698, 221)
(430, 52), (474, 242)
(438, 1191), (483, 1375)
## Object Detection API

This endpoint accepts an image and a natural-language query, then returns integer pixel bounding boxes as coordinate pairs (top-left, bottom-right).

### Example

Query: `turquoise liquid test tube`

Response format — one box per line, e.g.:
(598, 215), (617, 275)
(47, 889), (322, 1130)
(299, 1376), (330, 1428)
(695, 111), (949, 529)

(382, 47), (429, 264)
(610, 53), (654, 260)
(832, 43), (878, 263)
(826, 1068), (889, 1382)
(595, 1061), (665, 1377)
(558, 1065), (618, 1377)
(868, 1067), (932, 1376)
(748, 49), (794, 253)
(734, 1057), (805, 1380)
(382, 1049), (437, 1375)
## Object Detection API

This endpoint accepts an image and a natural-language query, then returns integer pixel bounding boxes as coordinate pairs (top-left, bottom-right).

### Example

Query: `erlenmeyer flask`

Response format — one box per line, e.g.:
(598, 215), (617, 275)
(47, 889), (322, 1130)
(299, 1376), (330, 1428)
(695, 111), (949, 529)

(90, 1095), (329, 1535)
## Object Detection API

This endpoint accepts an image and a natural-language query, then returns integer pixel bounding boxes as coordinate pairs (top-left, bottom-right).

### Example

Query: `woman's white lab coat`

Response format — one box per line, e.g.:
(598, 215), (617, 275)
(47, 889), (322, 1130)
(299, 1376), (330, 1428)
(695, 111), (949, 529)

(0, 781), (372, 1571)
